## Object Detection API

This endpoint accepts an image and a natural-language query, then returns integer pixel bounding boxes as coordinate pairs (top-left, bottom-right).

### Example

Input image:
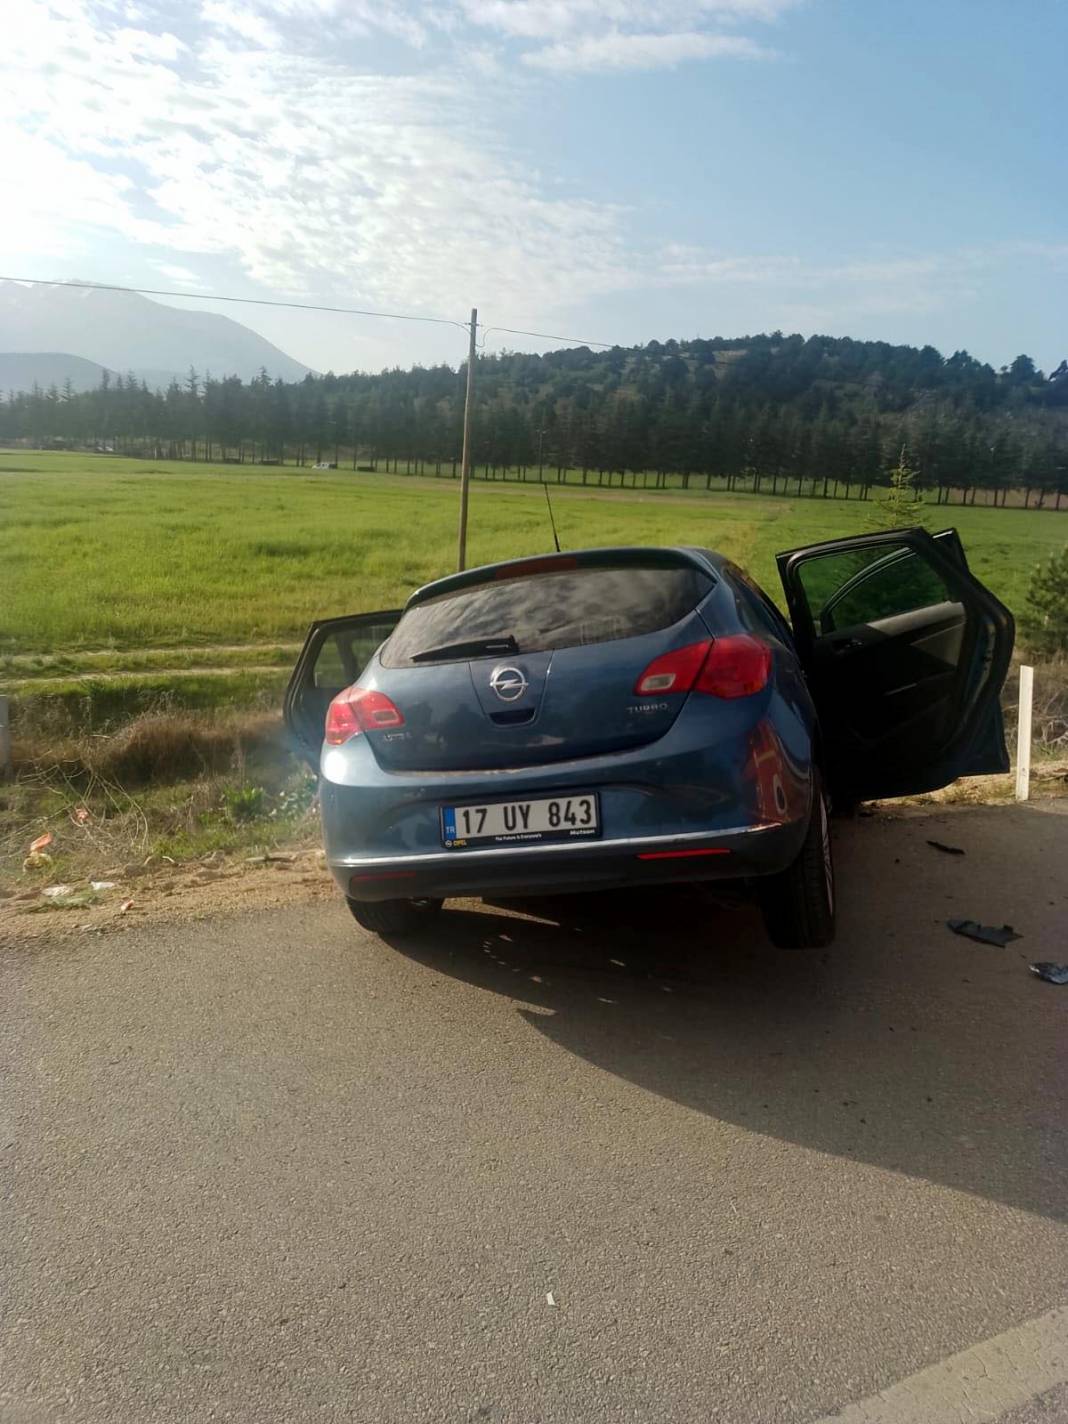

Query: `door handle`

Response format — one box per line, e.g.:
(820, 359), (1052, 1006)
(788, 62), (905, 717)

(830, 637), (862, 654)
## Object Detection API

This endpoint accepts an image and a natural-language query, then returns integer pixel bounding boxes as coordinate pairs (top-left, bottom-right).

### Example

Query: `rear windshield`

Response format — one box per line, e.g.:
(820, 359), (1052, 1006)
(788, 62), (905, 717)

(381, 564), (713, 667)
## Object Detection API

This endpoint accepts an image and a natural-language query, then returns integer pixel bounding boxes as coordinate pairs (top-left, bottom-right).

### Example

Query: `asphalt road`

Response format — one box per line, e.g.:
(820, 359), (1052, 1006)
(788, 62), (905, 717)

(3, 801), (1067, 1424)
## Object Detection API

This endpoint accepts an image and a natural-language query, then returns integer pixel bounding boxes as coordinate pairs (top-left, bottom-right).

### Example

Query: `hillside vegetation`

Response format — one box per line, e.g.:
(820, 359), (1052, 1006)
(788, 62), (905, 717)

(3, 332), (1067, 504)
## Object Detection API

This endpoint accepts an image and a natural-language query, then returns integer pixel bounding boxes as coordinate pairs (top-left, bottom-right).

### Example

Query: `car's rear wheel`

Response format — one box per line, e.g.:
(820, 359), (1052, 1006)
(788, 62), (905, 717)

(346, 897), (444, 936)
(759, 777), (836, 949)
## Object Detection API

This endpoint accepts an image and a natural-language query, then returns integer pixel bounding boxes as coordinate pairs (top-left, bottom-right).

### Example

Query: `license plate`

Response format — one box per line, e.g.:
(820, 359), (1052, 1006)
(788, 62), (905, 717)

(442, 794), (600, 849)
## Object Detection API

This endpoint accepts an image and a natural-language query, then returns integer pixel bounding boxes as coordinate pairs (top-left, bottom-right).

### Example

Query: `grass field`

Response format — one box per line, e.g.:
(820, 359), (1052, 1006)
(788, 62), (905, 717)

(3, 450), (1064, 660)
(3, 450), (1065, 883)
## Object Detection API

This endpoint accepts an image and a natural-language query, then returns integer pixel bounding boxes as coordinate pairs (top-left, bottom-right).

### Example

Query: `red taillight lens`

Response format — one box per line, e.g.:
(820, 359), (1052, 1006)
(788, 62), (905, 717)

(634, 640), (712, 695)
(324, 687), (405, 745)
(633, 636), (771, 700)
(695, 635), (772, 699)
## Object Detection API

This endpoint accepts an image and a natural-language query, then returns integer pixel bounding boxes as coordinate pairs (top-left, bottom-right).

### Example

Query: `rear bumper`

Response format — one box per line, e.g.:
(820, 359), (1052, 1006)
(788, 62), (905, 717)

(333, 819), (806, 902)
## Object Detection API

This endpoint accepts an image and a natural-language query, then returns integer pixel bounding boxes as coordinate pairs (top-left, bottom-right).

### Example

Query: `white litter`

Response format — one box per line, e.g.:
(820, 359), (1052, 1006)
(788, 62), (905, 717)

(90, 880), (117, 892)
(42, 884), (75, 898)
(546, 1293), (556, 1307)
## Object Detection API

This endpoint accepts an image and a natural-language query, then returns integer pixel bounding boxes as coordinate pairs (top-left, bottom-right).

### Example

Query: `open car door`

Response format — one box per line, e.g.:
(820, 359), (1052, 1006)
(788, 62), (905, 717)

(776, 528), (1014, 803)
(284, 611), (402, 768)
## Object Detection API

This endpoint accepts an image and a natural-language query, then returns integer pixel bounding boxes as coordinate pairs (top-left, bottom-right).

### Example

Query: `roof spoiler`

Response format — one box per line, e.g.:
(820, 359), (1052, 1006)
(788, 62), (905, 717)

(406, 546), (714, 608)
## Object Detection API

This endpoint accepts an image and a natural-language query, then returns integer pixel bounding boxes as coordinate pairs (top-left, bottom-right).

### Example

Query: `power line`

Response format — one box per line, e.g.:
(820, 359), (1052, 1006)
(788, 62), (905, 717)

(0, 275), (469, 332)
(0, 275), (618, 353)
(481, 325), (615, 350)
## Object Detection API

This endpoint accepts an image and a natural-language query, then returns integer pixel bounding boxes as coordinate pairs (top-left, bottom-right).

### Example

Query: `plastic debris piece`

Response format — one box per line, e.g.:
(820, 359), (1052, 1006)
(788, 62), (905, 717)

(90, 880), (117, 892)
(266, 852), (298, 863)
(42, 884), (76, 898)
(29, 891), (95, 911)
(927, 840), (964, 856)
(29, 831), (53, 853)
(1029, 962), (1068, 985)
(947, 919), (1021, 947)
(546, 1293), (556, 1307)
(610, 958), (626, 967)
(118, 898), (135, 914)
(72, 806), (91, 825)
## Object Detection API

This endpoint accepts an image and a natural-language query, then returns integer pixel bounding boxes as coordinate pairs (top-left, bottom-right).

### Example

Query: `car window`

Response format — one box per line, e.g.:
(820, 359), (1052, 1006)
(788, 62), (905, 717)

(798, 544), (953, 634)
(312, 619), (399, 688)
(724, 563), (793, 643)
(382, 564), (713, 666)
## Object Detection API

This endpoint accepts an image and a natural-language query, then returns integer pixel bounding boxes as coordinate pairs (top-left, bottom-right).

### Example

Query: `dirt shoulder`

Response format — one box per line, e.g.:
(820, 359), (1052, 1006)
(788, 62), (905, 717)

(5, 777), (1067, 950)
(0, 846), (336, 948)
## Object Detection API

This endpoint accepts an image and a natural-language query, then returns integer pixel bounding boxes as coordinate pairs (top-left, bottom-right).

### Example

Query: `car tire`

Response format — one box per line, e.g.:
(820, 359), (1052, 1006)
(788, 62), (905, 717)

(346, 897), (444, 936)
(759, 777), (836, 950)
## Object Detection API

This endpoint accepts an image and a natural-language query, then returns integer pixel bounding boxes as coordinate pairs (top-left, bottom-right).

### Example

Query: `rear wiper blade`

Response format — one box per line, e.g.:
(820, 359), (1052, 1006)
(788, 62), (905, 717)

(410, 634), (520, 663)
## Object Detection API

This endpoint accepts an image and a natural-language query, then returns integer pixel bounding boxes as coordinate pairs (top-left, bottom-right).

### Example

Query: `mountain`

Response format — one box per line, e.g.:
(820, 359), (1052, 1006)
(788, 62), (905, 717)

(0, 352), (111, 394)
(0, 281), (313, 388)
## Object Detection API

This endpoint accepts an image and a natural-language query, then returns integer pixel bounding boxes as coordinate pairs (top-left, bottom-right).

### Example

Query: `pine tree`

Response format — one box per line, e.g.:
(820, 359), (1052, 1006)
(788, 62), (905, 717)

(875, 445), (926, 529)
(1021, 547), (1068, 655)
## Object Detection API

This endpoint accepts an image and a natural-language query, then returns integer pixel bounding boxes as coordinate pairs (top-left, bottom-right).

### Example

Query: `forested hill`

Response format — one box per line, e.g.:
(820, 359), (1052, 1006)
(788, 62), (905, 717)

(4, 331), (1067, 499)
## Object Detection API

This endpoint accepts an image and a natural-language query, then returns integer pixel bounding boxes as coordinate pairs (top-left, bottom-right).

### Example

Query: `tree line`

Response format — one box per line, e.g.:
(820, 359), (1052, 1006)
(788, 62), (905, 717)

(3, 331), (1067, 506)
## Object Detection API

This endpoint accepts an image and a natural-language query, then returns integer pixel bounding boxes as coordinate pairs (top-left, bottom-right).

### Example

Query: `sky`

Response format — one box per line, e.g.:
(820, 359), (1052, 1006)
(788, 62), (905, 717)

(2, 0), (1066, 375)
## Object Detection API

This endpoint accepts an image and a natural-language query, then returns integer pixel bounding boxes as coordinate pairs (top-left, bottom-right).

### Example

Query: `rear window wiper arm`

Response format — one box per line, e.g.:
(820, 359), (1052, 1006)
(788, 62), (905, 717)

(410, 634), (520, 663)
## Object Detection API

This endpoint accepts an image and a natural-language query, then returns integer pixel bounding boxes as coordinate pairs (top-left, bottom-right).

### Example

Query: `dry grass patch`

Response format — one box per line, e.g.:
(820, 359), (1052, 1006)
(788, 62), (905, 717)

(12, 708), (287, 786)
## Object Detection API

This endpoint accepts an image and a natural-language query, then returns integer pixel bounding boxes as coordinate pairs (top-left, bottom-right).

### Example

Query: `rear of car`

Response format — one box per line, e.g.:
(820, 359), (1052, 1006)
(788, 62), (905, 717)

(315, 548), (817, 907)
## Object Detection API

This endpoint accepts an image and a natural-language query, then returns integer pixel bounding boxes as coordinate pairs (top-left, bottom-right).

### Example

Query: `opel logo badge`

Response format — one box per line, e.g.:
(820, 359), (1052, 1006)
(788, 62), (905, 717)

(490, 665), (528, 702)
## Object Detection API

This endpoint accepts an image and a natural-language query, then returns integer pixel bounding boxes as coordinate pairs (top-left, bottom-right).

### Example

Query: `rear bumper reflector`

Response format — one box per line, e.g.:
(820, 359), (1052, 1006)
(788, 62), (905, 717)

(349, 870), (418, 884)
(636, 847), (731, 861)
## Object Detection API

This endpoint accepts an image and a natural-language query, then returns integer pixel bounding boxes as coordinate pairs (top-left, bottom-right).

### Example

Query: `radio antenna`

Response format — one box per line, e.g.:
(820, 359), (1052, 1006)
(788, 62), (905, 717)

(542, 479), (561, 553)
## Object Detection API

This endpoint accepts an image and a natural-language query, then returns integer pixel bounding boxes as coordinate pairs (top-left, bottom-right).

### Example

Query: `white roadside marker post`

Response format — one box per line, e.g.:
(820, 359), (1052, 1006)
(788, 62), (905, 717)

(1015, 665), (1034, 802)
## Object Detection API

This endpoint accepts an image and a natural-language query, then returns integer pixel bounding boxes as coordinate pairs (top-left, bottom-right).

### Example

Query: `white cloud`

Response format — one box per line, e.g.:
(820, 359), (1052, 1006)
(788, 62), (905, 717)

(524, 29), (769, 71)
(460, 0), (794, 71)
(460, 0), (798, 41)
(153, 263), (208, 285)
(0, 0), (633, 318)
(199, 1), (282, 48)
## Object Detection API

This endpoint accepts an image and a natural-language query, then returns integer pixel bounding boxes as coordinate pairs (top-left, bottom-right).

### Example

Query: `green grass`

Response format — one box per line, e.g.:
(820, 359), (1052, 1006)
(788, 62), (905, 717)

(8, 671), (289, 734)
(1, 644), (298, 680)
(2, 450), (1065, 661)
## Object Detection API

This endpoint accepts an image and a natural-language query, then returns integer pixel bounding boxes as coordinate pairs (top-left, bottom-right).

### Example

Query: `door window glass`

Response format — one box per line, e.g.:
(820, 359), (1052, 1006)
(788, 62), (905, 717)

(313, 619), (399, 689)
(724, 563), (793, 643)
(799, 544), (953, 634)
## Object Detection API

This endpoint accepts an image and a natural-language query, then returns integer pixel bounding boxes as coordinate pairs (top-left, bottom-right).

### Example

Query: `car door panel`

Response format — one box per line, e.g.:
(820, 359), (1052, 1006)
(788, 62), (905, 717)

(776, 528), (1013, 802)
(284, 611), (403, 766)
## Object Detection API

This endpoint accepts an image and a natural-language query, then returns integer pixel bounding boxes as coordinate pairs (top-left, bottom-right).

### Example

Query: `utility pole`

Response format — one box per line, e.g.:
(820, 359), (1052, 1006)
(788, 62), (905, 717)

(456, 307), (477, 571)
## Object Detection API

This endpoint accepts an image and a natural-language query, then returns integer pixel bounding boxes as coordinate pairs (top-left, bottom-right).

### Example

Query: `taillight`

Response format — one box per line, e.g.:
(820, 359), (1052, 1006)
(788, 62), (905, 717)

(634, 640), (712, 695)
(324, 686), (405, 745)
(634, 636), (770, 700)
(695, 635), (772, 699)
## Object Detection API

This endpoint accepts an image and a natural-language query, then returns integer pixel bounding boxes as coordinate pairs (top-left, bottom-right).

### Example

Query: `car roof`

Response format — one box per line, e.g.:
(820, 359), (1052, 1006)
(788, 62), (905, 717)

(405, 546), (727, 608)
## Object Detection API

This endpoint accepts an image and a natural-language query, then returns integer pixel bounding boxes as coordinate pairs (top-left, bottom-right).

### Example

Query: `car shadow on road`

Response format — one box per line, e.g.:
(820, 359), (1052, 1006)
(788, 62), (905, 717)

(384, 804), (1068, 1223)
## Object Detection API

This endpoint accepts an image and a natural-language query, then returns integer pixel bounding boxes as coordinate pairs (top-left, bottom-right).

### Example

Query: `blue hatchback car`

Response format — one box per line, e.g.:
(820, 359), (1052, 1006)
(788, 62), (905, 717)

(285, 529), (1013, 948)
